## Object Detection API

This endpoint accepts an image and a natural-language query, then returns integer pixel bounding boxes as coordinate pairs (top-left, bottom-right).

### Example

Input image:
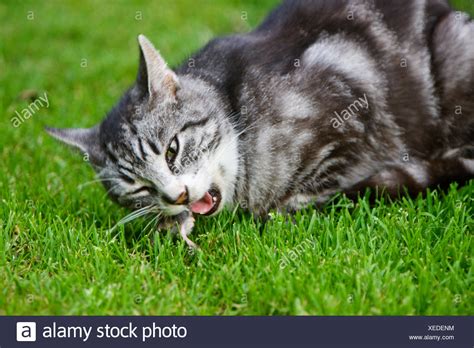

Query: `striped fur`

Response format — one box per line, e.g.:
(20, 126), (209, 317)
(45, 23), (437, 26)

(48, 0), (473, 239)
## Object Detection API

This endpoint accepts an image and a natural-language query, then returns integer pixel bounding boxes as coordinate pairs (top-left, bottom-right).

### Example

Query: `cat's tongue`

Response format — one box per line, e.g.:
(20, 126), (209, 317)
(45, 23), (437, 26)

(190, 192), (214, 214)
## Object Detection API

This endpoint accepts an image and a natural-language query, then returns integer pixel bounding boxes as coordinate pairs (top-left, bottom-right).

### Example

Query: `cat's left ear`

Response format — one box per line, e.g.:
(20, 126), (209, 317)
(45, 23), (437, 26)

(45, 126), (105, 166)
(136, 34), (179, 102)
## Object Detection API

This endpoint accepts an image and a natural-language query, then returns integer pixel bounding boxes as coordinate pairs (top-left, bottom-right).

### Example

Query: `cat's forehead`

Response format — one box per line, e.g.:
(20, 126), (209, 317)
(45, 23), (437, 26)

(100, 99), (169, 144)
(99, 75), (222, 148)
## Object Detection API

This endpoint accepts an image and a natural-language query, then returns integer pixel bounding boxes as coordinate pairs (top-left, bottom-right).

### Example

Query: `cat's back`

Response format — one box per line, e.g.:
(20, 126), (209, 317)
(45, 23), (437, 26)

(249, 0), (449, 67)
(241, 0), (466, 158)
(179, 0), (471, 157)
(255, 0), (450, 39)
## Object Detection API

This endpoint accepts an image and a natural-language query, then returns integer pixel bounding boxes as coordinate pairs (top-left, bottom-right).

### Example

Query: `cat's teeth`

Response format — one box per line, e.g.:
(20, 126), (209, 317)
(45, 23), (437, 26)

(212, 196), (217, 202)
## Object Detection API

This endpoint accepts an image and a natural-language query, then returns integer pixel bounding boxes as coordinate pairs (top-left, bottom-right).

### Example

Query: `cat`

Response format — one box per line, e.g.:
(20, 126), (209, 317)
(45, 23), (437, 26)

(47, 0), (474, 247)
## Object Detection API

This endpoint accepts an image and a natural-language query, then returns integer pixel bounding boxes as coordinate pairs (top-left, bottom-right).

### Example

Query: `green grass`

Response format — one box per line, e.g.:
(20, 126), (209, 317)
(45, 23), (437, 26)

(0, 0), (473, 315)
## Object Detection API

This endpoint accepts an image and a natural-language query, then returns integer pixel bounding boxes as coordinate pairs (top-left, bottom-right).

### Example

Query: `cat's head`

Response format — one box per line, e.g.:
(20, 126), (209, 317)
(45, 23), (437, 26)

(47, 35), (239, 218)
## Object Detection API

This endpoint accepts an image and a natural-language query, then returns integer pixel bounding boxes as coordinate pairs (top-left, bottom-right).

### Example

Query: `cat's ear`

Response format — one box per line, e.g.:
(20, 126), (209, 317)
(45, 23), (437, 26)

(136, 34), (179, 101)
(45, 126), (104, 166)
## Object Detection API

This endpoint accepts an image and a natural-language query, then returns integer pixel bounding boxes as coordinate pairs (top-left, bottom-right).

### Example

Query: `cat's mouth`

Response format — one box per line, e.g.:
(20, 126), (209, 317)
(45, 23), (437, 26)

(189, 187), (222, 216)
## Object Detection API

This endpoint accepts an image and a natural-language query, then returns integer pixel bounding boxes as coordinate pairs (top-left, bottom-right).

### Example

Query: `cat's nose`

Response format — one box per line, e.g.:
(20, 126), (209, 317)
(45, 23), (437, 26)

(174, 186), (189, 205)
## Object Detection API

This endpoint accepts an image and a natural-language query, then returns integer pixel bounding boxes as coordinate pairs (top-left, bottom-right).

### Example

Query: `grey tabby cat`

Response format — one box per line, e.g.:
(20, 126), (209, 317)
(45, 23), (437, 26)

(47, 0), (474, 247)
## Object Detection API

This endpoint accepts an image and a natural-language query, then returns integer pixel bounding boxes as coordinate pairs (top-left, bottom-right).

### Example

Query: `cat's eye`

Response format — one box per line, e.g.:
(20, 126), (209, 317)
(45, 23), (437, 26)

(120, 174), (135, 185)
(130, 186), (157, 195)
(166, 136), (179, 164)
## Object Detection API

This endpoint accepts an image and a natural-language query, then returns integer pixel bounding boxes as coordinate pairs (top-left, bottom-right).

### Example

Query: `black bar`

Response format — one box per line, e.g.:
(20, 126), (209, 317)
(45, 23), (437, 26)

(3, 316), (472, 347)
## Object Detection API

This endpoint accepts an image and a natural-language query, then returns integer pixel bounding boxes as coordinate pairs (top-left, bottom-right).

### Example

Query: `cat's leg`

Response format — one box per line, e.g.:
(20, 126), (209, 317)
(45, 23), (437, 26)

(459, 147), (474, 175)
(430, 147), (474, 188)
(272, 194), (316, 225)
(342, 165), (427, 200)
(283, 194), (316, 213)
(343, 153), (474, 200)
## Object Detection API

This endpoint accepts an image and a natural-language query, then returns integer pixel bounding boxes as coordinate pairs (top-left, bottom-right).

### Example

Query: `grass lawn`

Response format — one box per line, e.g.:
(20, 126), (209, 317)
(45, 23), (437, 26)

(1, 0), (473, 315)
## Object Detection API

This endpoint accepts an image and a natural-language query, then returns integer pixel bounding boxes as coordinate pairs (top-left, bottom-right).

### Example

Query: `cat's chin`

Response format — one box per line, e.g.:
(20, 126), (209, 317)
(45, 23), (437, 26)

(189, 187), (222, 216)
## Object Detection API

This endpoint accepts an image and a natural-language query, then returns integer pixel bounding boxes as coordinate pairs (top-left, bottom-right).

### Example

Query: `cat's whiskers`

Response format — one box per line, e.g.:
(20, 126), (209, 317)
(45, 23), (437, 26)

(109, 204), (160, 232)
(101, 182), (125, 200)
(141, 212), (162, 234)
(78, 177), (122, 189)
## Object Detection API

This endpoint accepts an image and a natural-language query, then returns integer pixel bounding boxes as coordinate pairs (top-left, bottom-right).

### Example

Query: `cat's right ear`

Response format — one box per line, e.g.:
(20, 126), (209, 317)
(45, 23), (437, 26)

(136, 34), (179, 102)
(45, 126), (105, 166)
